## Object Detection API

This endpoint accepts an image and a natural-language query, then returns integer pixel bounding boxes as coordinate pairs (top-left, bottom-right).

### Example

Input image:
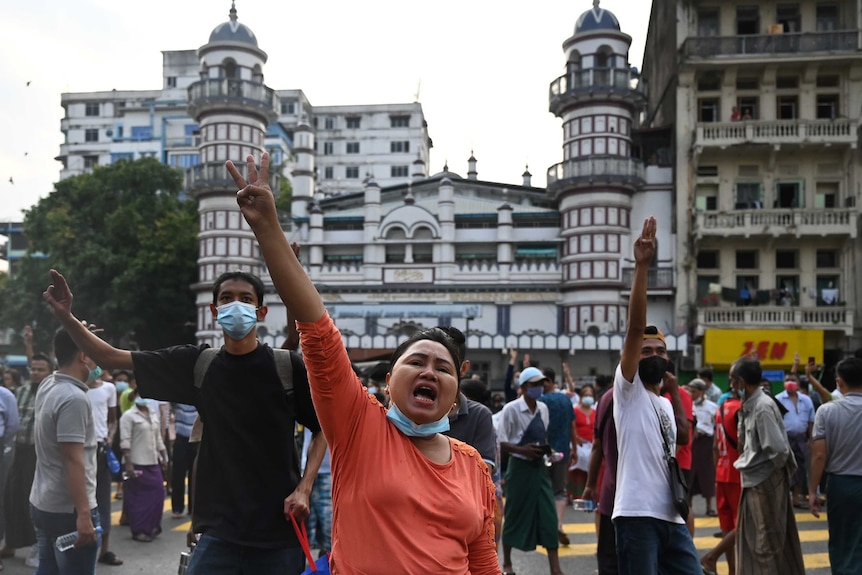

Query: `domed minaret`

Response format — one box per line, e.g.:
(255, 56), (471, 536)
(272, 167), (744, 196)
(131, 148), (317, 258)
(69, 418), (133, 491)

(187, 2), (278, 346)
(547, 0), (645, 335)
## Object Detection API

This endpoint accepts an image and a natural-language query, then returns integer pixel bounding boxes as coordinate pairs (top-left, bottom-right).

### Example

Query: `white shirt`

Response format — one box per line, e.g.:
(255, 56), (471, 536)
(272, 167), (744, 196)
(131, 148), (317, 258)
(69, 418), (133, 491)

(693, 398), (718, 436)
(86, 381), (116, 442)
(496, 396), (550, 460)
(612, 364), (683, 523)
(119, 405), (165, 465)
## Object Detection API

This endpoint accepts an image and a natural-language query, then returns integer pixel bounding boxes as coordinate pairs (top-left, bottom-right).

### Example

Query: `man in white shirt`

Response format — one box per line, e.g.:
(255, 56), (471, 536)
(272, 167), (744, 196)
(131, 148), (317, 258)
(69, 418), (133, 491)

(612, 218), (700, 575)
(86, 372), (122, 566)
(688, 378), (718, 517)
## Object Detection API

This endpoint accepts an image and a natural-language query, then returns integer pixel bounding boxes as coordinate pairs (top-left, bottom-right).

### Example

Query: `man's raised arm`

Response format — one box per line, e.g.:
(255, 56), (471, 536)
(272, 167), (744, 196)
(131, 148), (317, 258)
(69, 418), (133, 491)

(43, 270), (134, 370)
(620, 217), (657, 382)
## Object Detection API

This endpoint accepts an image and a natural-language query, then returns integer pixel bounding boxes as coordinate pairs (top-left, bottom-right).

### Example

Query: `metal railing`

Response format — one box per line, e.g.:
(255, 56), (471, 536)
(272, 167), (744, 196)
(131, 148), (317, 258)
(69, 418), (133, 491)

(547, 156), (645, 188)
(621, 267), (675, 290)
(187, 79), (277, 117)
(698, 306), (853, 334)
(695, 208), (857, 238)
(696, 119), (857, 146)
(683, 30), (857, 58)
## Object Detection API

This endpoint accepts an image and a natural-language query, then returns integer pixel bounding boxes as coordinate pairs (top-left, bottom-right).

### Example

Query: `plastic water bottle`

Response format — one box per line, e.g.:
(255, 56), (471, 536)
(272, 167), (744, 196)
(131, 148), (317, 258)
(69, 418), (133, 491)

(122, 470), (143, 481)
(55, 525), (103, 552)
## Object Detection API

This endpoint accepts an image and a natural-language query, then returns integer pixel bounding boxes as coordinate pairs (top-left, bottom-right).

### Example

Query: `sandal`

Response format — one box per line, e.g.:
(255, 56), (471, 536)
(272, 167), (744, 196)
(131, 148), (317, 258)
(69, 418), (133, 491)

(132, 533), (152, 543)
(706, 509), (718, 517)
(98, 552), (124, 565)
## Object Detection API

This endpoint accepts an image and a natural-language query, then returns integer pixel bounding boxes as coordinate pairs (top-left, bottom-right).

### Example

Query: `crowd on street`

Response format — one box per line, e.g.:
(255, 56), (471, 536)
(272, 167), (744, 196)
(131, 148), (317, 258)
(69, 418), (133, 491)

(0, 153), (858, 574)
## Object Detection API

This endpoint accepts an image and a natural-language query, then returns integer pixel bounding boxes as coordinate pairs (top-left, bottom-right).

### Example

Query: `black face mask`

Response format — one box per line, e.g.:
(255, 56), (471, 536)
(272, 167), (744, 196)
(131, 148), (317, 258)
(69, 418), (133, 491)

(638, 355), (669, 386)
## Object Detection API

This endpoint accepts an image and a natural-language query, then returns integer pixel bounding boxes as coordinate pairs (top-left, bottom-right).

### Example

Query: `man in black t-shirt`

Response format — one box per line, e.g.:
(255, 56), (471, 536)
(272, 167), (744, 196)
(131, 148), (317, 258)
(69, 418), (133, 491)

(44, 269), (326, 575)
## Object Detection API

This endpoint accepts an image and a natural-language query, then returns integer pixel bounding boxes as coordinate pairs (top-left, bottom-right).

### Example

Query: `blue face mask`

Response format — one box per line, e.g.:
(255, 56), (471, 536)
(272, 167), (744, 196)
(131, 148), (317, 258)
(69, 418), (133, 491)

(582, 396), (595, 407)
(738, 388), (746, 400)
(134, 397), (148, 408)
(115, 381), (130, 394)
(87, 366), (103, 383)
(386, 401), (450, 437)
(525, 385), (544, 400)
(217, 301), (259, 340)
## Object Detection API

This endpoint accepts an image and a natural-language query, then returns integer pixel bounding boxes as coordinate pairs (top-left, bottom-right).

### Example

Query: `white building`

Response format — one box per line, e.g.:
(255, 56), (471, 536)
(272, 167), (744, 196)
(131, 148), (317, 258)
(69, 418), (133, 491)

(55, 3), (683, 388)
(641, 0), (862, 380)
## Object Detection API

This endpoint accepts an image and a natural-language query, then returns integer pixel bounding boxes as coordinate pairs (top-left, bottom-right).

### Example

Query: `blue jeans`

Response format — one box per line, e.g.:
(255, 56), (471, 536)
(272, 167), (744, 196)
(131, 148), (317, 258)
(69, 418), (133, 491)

(30, 505), (101, 575)
(614, 516), (701, 575)
(186, 533), (306, 575)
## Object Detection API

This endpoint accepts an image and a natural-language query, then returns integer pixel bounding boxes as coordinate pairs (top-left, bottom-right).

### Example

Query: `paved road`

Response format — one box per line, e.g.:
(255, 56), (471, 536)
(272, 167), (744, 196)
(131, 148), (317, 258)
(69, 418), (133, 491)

(1, 492), (832, 574)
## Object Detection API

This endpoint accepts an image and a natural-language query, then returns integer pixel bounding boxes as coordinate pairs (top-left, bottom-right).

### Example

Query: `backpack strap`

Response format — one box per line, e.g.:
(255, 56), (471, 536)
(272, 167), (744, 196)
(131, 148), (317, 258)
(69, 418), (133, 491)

(720, 403), (738, 450)
(194, 346), (294, 392)
(193, 348), (219, 389)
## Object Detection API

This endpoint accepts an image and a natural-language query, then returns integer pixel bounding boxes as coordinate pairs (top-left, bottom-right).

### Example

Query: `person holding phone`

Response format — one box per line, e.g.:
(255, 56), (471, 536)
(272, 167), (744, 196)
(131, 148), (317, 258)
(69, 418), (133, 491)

(496, 367), (564, 575)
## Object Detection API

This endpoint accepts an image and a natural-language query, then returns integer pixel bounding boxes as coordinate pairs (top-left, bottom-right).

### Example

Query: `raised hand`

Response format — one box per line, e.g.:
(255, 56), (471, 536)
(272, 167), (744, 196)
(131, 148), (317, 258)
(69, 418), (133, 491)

(22, 324), (32, 343)
(633, 216), (657, 266)
(226, 153), (278, 230)
(43, 269), (75, 319)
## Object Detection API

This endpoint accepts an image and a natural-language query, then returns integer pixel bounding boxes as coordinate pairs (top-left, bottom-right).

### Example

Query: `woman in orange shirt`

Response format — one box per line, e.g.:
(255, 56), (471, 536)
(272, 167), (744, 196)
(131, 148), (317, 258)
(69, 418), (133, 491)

(227, 154), (500, 575)
(570, 384), (596, 497)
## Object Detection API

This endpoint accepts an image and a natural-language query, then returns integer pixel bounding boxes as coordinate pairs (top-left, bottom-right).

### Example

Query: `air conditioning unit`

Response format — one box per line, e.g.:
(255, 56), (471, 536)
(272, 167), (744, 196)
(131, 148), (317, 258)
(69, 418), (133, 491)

(583, 322), (612, 336)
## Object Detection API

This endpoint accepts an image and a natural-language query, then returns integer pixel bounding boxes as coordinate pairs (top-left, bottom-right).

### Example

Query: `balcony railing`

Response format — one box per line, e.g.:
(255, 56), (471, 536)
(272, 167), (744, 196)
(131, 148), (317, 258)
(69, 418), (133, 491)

(547, 156), (644, 193)
(187, 160), (281, 193)
(698, 306), (854, 335)
(695, 208), (858, 239)
(683, 30), (858, 59)
(621, 267), (675, 290)
(549, 68), (643, 113)
(696, 119), (858, 148)
(187, 79), (277, 120)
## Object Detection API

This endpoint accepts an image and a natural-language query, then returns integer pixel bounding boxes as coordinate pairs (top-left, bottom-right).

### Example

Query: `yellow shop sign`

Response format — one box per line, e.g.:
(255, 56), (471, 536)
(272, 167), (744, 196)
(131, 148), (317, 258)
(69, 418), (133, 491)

(704, 329), (823, 367)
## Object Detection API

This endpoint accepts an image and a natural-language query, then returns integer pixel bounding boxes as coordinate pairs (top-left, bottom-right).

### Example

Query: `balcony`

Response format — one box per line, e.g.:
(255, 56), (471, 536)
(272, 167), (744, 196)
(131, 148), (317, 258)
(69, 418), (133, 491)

(683, 30), (858, 61)
(186, 161), (280, 195)
(187, 79), (278, 122)
(547, 156), (644, 197)
(695, 119), (859, 150)
(694, 208), (858, 239)
(698, 306), (854, 335)
(549, 68), (644, 115)
(621, 266), (675, 292)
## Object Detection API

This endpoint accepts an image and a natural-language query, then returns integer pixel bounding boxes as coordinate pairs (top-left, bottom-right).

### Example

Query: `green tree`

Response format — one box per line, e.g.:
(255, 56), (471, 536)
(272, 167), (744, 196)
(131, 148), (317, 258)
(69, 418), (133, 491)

(0, 158), (199, 351)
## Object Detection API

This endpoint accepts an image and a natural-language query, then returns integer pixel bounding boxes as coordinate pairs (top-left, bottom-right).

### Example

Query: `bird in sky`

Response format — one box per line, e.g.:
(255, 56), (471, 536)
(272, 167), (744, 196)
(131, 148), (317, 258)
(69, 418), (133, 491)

(26, 81), (31, 86)
(8, 177), (14, 184)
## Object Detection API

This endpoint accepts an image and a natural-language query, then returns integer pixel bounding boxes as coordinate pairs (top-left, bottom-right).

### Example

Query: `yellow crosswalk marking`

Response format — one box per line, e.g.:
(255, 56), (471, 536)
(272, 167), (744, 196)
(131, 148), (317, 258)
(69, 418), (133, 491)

(560, 511), (826, 534)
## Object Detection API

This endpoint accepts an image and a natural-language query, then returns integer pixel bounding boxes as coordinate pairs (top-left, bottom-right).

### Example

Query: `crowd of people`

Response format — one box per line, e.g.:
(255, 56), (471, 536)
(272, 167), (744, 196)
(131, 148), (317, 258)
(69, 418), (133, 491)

(0, 152), (857, 575)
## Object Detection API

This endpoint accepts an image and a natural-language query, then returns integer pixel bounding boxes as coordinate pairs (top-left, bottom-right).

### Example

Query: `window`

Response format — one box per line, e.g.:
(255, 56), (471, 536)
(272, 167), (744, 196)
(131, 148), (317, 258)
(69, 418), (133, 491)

(390, 115), (410, 128)
(390, 141), (410, 153)
(697, 8), (719, 36)
(697, 250), (719, 268)
(345, 142), (360, 154)
(736, 77), (759, 90)
(116, 126), (123, 138)
(166, 76), (177, 88)
(84, 129), (98, 142)
(816, 275), (840, 305)
(324, 166), (333, 179)
(817, 75), (840, 88)
(775, 181), (802, 208)
(776, 76), (799, 90)
(169, 154), (201, 168)
(815, 182), (838, 208)
(776, 275), (799, 305)
(777, 95), (798, 120)
(84, 103), (100, 117)
(736, 6), (760, 35)
(281, 101), (296, 115)
(695, 185), (718, 211)
(735, 182), (762, 208)
(697, 275), (721, 305)
(345, 117), (361, 129)
(816, 94), (839, 119)
(345, 166), (359, 179)
(391, 166), (409, 178)
(131, 126), (153, 140)
(776, 4), (801, 32)
(698, 99), (719, 122)
(775, 250), (798, 268)
(816, 3), (839, 31)
(110, 152), (133, 163)
(697, 72), (722, 91)
(736, 276), (759, 306)
(324, 117), (334, 129)
(323, 142), (333, 155)
(737, 96), (759, 120)
(697, 165), (718, 177)
(736, 250), (758, 269)
(83, 155), (99, 169)
(816, 249), (838, 268)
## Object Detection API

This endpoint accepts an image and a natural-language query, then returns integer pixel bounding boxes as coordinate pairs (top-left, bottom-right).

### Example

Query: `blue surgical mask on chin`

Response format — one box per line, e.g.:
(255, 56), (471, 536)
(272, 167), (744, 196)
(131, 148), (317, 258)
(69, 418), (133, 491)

(386, 401), (450, 437)
(87, 366), (103, 383)
(115, 381), (130, 394)
(216, 301), (259, 340)
(525, 385), (544, 400)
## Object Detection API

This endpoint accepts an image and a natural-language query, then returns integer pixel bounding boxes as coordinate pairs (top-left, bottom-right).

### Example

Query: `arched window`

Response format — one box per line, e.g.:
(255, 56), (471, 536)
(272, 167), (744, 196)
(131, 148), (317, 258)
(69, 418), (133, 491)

(567, 51), (582, 75)
(412, 226), (434, 263)
(252, 64), (263, 84)
(222, 58), (238, 79)
(595, 45), (614, 68)
(385, 228), (406, 263)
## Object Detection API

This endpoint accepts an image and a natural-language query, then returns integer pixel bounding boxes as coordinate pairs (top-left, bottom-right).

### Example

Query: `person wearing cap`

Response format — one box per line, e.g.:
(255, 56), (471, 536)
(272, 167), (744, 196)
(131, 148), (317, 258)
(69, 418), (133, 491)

(611, 217), (700, 575)
(497, 366), (563, 575)
(688, 378), (718, 517)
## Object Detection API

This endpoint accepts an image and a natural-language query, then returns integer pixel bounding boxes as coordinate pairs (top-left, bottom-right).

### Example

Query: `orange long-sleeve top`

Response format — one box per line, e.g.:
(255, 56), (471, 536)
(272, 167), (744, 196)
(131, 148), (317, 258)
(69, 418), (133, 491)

(297, 313), (500, 575)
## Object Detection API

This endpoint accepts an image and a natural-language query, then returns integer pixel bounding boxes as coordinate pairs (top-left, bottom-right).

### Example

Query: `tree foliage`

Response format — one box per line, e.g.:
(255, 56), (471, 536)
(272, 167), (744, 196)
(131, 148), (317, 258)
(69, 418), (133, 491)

(0, 158), (199, 353)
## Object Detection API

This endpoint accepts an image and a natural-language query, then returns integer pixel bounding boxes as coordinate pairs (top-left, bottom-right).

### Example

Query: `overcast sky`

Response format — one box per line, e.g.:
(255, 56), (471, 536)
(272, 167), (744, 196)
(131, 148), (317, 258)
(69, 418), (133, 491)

(0, 0), (653, 223)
